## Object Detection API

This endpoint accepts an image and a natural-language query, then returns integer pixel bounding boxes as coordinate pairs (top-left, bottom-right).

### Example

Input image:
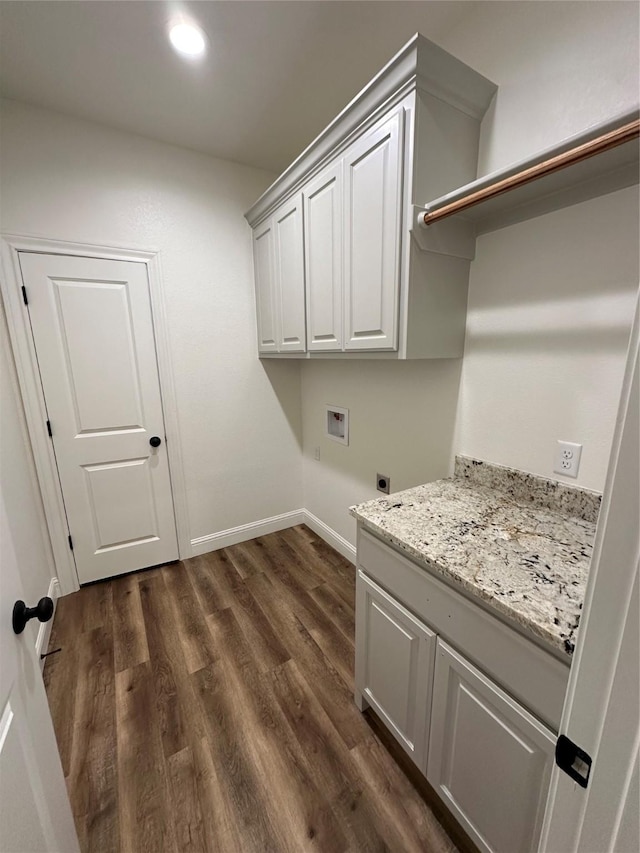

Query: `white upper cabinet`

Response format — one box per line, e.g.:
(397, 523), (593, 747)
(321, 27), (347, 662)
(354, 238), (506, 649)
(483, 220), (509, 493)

(253, 194), (307, 354)
(303, 163), (343, 351)
(252, 219), (277, 353)
(273, 194), (306, 352)
(245, 34), (497, 359)
(343, 108), (404, 351)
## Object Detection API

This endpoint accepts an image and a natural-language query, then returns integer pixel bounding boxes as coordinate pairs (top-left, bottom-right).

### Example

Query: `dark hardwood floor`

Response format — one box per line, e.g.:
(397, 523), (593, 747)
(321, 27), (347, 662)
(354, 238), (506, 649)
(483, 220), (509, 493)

(44, 525), (458, 853)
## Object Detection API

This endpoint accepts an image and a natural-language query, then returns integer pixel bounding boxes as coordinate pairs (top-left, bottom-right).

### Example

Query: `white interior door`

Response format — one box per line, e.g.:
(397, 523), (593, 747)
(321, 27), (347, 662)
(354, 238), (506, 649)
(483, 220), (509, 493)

(540, 299), (639, 852)
(0, 491), (80, 853)
(19, 252), (179, 584)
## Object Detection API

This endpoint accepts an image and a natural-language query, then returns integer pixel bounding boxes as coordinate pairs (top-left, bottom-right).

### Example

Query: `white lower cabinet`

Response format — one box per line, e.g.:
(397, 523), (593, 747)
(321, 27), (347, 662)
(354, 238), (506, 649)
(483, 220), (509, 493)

(427, 640), (555, 853)
(355, 571), (436, 768)
(355, 561), (558, 853)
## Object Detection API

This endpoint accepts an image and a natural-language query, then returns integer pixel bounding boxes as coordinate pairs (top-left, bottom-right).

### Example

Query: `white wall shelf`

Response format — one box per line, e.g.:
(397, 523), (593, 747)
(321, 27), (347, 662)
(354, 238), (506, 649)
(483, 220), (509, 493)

(414, 109), (639, 244)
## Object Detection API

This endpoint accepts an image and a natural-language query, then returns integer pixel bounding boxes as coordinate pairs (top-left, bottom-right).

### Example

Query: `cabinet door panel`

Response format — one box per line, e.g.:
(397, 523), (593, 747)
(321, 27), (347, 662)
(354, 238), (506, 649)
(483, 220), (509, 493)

(344, 108), (404, 350)
(274, 194), (306, 352)
(355, 571), (436, 767)
(303, 162), (343, 351)
(427, 640), (555, 853)
(252, 220), (278, 353)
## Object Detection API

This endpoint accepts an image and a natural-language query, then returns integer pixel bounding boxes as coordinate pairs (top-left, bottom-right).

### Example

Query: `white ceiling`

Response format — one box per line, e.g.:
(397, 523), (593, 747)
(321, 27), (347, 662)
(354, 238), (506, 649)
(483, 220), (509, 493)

(0, 1), (478, 173)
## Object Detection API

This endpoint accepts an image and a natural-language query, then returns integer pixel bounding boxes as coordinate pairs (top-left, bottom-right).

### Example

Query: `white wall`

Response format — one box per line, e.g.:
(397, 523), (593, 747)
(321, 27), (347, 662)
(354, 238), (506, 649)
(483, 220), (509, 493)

(301, 360), (462, 547)
(440, 1), (640, 491)
(0, 100), (304, 563)
(1, 0), (638, 572)
(441, 1), (640, 177)
(300, 0), (639, 547)
(454, 187), (638, 491)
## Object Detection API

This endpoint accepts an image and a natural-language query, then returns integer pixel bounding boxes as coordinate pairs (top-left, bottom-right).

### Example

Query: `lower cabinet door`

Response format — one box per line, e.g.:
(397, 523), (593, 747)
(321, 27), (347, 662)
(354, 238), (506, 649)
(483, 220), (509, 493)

(427, 640), (556, 853)
(355, 570), (436, 767)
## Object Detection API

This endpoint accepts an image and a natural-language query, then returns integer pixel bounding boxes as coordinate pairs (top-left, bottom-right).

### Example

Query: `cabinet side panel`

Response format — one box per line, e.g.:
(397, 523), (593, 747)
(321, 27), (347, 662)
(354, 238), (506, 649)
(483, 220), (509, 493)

(405, 243), (469, 359)
(412, 90), (482, 204)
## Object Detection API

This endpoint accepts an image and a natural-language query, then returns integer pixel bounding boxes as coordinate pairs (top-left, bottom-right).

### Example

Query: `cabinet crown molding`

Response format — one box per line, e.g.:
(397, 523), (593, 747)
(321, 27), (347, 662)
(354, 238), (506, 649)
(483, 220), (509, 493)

(244, 33), (497, 228)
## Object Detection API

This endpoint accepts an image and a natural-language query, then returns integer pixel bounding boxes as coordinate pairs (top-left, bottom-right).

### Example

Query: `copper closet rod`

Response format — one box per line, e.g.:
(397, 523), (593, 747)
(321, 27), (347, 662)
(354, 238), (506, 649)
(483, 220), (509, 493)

(422, 118), (640, 226)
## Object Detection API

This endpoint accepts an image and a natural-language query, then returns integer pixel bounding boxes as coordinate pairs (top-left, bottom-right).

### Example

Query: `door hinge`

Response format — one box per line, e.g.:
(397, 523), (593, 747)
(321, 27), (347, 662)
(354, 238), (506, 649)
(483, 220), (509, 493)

(555, 734), (592, 789)
(68, 535), (74, 551)
(46, 420), (52, 437)
(22, 285), (28, 306)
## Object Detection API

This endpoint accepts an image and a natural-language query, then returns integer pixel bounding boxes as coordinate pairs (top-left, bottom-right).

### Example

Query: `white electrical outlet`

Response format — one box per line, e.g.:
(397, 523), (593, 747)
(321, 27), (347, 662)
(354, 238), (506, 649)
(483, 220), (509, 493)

(554, 440), (582, 478)
(314, 446), (321, 461)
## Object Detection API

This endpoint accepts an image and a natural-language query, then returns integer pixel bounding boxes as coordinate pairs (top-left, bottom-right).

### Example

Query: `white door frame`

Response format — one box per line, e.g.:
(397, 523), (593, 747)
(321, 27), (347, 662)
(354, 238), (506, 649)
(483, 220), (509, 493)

(0, 233), (191, 594)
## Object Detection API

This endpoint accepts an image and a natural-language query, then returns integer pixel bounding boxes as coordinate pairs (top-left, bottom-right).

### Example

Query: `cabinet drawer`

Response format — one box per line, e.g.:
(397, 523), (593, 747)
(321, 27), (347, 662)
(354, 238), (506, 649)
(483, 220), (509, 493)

(355, 571), (436, 768)
(427, 639), (555, 853)
(357, 528), (569, 730)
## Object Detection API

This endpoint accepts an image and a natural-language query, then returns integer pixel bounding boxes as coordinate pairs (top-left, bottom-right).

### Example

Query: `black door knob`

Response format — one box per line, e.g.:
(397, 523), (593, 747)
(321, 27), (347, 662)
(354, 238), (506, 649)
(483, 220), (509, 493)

(149, 436), (162, 448)
(13, 597), (54, 635)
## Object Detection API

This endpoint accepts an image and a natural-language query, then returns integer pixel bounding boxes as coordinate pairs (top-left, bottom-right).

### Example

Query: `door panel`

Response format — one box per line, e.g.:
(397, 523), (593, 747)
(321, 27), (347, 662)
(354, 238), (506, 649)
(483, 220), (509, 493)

(53, 279), (144, 431)
(0, 494), (79, 852)
(355, 570), (436, 767)
(253, 220), (278, 353)
(303, 162), (343, 351)
(83, 458), (159, 551)
(344, 108), (404, 350)
(0, 701), (52, 852)
(427, 639), (555, 853)
(19, 253), (178, 584)
(274, 194), (306, 351)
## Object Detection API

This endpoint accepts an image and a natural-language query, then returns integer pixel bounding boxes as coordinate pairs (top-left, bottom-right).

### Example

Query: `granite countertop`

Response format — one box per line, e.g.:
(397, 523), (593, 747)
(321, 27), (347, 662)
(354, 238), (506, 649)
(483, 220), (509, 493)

(350, 457), (601, 657)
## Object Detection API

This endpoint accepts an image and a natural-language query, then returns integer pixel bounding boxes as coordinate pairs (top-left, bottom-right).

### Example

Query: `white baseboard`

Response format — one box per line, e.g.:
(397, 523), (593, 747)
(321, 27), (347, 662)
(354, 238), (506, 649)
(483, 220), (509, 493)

(302, 510), (357, 564)
(189, 507), (357, 565)
(36, 577), (60, 672)
(190, 509), (307, 556)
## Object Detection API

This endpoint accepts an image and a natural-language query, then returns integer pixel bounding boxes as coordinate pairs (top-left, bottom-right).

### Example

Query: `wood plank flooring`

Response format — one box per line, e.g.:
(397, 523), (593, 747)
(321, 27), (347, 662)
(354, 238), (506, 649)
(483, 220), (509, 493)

(44, 525), (458, 853)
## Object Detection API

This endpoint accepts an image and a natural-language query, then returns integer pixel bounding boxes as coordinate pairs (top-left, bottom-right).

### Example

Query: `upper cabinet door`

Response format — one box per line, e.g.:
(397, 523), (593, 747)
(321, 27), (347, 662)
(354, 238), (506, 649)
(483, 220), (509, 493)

(343, 108), (404, 351)
(252, 219), (278, 353)
(303, 162), (343, 351)
(273, 194), (306, 352)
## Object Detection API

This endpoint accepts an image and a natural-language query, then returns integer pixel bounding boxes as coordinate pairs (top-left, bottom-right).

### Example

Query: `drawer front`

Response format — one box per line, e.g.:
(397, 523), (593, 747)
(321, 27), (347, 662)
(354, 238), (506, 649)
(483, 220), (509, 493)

(357, 527), (569, 730)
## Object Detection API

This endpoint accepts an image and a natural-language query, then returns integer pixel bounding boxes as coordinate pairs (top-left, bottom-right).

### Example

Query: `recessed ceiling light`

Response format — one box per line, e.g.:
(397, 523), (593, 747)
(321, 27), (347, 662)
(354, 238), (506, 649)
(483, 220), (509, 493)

(169, 22), (207, 58)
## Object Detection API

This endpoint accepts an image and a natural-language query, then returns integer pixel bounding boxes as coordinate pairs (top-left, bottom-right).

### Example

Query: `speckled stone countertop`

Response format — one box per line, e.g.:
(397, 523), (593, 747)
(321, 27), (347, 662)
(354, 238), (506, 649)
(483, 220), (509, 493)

(350, 457), (601, 657)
